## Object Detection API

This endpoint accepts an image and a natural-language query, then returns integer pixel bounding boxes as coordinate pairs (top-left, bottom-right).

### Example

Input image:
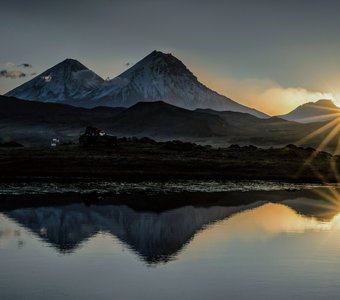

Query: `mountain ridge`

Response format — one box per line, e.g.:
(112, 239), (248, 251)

(5, 51), (268, 118)
(109, 100), (233, 137)
(0, 95), (325, 148)
(279, 99), (340, 123)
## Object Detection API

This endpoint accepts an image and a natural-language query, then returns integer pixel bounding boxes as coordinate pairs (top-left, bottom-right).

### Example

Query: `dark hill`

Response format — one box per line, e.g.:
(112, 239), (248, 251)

(110, 101), (233, 137)
(0, 96), (123, 146)
(0, 95), (336, 150)
(0, 96), (124, 120)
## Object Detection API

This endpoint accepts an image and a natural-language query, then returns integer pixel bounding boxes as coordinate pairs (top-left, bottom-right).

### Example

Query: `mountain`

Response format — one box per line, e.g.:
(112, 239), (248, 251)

(5, 59), (104, 102)
(4, 191), (336, 263)
(279, 99), (340, 123)
(111, 101), (309, 140)
(109, 101), (233, 137)
(0, 95), (123, 146)
(0, 95), (123, 119)
(86, 51), (268, 118)
(196, 108), (312, 140)
(0, 96), (325, 148)
(5, 51), (268, 118)
(0, 96), (237, 145)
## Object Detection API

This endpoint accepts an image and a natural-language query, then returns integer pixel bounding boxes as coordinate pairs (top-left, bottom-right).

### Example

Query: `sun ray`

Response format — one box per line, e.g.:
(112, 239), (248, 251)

(296, 118), (340, 146)
(307, 103), (340, 113)
(300, 122), (340, 167)
(294, 122), (340, 182)
(329, 137), (340, 182)
(316, 122), (340, 151)
(313, 187), (340, 207)
(296, 112), (340, 123)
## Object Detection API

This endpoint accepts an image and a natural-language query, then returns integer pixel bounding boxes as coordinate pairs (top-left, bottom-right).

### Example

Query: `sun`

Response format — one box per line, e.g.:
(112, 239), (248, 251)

(333, 96), (340, 108)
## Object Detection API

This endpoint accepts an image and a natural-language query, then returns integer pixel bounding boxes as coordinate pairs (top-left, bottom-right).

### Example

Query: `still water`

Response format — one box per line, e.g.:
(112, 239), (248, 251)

(1, 185), (340, 299)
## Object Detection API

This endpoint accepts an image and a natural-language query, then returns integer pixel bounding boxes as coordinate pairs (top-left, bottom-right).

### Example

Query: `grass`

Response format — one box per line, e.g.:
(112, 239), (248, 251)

(0, 140), (338, 182)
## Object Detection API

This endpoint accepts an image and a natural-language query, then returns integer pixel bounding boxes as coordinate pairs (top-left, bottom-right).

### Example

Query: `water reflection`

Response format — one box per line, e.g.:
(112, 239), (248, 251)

(0, 216), (21, 249)
(2, 202), (264, 263)
(4, 188), (340, 299)
(1, 188), (340, 264)
(206, 202), (340, 240)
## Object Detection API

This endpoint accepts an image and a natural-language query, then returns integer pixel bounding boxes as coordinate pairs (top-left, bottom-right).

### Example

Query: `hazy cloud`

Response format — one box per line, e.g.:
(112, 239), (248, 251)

(72, 70), (102, 88)
(4, 62), (16, 67)
(18, 63), (32, 68)
(200, 75), (335, 116)
(105, 76), (130, 88)
(3, 62), (32, 68)
(0, 70), (26, 79)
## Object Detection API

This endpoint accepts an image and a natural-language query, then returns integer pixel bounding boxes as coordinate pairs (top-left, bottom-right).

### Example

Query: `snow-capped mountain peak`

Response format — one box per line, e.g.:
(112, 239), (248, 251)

(89, 50), (267, 118)
(5, 51), (268, 118)
(6, 58), (104, 102)
(120, 50), (197, 81)
(92, 50), (199, 102)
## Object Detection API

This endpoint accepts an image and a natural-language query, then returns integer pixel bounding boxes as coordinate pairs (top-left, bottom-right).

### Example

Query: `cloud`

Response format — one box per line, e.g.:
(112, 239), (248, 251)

(18, 63), (32, 68)
(105, 76), (130, 88)
(4, 62), (16, 67)
(3, 62), (32, 68)
(0, 70), (26, 79)
(199, 75), (335, 115)
(72, 70), (102, 88)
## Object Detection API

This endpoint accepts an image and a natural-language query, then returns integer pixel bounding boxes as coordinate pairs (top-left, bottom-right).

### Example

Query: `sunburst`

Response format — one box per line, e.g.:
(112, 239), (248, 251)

(288, 100), (340, 184)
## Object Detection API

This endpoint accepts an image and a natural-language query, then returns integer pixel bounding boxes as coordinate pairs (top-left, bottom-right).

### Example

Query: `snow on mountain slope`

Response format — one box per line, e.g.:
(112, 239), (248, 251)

(5, 51), (268, 118)
(6, 59), (104, 102)
(89, 50), (268, 118)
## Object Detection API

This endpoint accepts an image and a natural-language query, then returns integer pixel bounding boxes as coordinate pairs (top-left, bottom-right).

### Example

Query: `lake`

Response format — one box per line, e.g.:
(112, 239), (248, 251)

(1, 182), (340, 299)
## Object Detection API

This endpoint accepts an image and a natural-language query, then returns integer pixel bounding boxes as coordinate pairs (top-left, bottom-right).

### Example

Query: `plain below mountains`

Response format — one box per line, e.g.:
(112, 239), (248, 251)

(0, 95), (330, 149)
(5, 51), (267, 118)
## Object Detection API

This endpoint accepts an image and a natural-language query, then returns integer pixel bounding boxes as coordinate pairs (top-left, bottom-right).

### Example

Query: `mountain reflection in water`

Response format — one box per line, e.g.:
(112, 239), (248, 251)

(2, 188), (340, 265)
(4, 188), (340, 300)
(3, 202), (264, 263)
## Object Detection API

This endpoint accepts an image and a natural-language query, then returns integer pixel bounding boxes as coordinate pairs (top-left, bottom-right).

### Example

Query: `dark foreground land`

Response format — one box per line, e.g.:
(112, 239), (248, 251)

(0, 138), (338, 182)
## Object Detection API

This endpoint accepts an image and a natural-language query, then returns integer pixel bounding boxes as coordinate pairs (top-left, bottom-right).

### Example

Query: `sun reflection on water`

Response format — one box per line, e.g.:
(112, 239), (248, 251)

(191, 200), (340, 250)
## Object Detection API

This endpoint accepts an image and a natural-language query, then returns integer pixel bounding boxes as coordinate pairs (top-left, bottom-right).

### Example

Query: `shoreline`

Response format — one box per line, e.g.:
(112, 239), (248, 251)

(0, 186), (332, 212)
(0, 174), (332, 183)
(0, 179), (331, 194)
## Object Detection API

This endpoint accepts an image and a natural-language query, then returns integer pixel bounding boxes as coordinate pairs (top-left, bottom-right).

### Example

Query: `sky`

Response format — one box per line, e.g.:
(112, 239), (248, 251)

(1, 0), (340, 115)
